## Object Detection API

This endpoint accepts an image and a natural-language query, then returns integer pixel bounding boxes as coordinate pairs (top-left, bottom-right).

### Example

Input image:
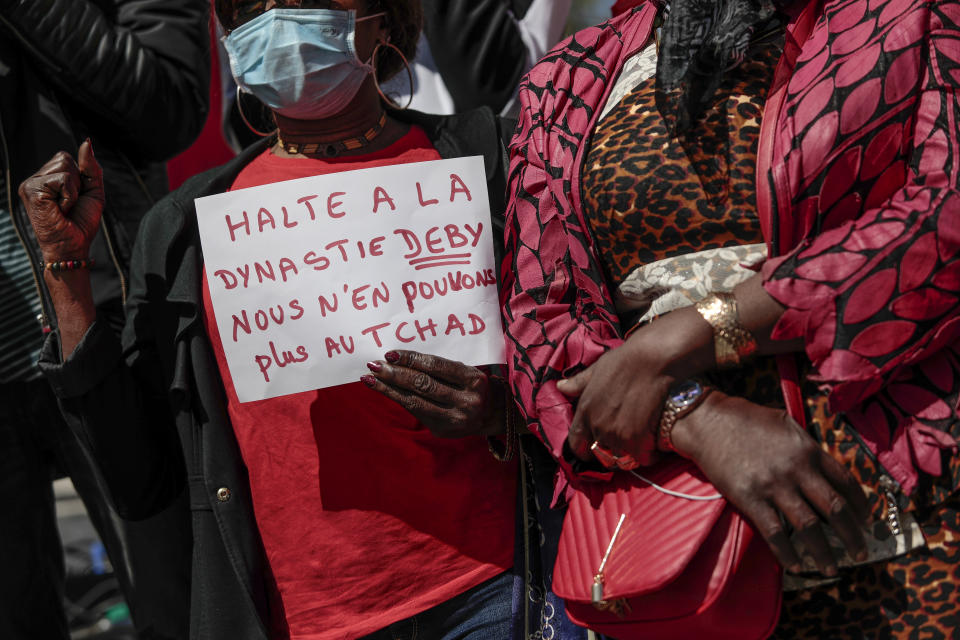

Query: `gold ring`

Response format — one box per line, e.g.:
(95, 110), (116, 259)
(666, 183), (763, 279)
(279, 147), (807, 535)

(614, 454), (640, 471)
(590, 441), (619, 469)
(590, 441), (640, 471)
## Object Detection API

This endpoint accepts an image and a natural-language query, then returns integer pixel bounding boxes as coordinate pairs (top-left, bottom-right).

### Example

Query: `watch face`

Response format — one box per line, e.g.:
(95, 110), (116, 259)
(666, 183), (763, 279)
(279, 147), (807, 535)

(670, 380), (703, 409)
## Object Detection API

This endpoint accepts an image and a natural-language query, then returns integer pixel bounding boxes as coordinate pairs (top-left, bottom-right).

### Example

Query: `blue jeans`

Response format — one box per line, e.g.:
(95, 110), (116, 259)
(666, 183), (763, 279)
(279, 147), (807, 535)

(360, 571), (513, 640)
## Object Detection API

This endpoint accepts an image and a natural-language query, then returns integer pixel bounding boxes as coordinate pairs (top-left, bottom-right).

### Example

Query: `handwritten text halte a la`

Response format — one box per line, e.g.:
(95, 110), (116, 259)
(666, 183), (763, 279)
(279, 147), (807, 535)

(222, 173), (473, 243)
(193, 156), (504, 399)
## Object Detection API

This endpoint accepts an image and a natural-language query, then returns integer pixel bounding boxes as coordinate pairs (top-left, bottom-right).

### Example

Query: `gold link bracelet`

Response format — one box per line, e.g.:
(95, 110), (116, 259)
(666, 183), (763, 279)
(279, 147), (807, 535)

(694, 292), (758, 368)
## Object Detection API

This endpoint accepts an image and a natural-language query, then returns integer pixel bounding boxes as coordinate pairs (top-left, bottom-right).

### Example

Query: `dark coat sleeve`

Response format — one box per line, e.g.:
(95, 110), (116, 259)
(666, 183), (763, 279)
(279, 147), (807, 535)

(420, 0), (533, 114)
(0, 0), (210, 162)
(39, 205), (189, 521)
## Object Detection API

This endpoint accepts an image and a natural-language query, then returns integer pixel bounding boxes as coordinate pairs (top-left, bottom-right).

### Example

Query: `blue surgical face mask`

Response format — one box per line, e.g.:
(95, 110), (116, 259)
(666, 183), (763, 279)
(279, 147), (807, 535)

(223, 9), (385, 120)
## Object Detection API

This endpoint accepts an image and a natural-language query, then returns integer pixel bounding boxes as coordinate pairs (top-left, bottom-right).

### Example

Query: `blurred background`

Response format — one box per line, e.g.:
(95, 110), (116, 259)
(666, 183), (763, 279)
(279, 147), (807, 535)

(566, 0), (618, 33)
(57, 479), (136, 639)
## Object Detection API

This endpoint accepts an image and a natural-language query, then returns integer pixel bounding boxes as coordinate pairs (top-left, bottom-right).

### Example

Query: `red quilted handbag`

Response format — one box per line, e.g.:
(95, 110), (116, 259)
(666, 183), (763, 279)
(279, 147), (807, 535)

(553, 457), (782, 639)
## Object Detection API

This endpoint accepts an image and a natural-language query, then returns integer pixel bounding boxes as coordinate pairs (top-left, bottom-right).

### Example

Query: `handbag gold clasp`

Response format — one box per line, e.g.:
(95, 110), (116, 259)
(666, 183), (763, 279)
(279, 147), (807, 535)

(591, 514), (627, 612)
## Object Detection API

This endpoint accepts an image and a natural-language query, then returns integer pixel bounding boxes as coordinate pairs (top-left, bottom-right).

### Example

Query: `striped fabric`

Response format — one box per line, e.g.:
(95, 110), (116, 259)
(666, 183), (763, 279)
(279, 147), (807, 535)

(0, 172), (43, 382)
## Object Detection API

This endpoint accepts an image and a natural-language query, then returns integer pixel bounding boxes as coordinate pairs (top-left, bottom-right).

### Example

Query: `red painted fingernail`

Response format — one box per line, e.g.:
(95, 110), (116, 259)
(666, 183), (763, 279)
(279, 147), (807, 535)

(360, 375), (376, 387)
(385, 351), (399, 363)
(366, 361), (382, 372)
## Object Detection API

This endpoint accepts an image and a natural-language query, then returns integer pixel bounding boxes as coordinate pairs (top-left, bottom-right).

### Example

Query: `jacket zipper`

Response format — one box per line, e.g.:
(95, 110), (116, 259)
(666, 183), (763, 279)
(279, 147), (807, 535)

(846, 422), (904, 535)
(0, 112), (49, 329)
(100, 217), (127, 306)
(878, 475), (902, 535)
(113, 151), (164, 308)
(0, 14), (65, 77)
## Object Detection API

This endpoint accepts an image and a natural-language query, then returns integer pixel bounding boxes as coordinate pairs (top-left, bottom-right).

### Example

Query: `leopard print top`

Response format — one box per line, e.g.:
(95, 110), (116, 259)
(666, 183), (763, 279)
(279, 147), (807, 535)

(581, 35), (789, 408)
(582, 37), (783, 285)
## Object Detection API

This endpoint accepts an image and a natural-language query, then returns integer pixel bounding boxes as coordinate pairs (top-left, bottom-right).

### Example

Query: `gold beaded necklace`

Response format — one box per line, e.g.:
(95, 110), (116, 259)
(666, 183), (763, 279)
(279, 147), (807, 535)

(277, 111), (388, 157)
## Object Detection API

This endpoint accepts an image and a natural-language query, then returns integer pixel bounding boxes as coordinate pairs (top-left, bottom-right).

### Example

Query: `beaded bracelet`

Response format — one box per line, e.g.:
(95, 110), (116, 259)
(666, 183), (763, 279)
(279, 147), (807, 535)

(44, 258), (94, 272)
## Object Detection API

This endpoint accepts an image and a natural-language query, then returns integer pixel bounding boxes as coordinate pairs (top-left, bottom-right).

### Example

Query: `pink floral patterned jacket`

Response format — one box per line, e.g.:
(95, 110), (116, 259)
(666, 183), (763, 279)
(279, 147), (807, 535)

(502, 0), (960, 502)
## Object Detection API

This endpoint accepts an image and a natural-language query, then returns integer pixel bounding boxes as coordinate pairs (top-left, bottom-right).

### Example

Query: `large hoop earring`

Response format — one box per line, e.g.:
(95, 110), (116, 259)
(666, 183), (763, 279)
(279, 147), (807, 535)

(236, 86), (277, 137)
(372, 42), (414, 111)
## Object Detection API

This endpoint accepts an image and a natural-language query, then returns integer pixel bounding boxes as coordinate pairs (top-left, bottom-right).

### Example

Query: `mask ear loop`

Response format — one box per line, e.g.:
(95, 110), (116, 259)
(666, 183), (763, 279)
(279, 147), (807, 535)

(236, 86), (277, 137)
(371, 41), (414, 111)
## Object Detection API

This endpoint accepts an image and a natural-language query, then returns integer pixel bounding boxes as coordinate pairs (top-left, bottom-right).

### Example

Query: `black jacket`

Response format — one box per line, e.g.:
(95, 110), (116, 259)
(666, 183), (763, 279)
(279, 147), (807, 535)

(41, 108), (513, 640)
(420, 0), (552, 113)
(0, 0), (210, 321)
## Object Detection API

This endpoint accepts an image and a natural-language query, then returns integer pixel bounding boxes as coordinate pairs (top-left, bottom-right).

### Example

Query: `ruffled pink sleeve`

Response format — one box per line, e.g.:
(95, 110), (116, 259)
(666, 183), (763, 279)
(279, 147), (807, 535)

(762, 24), (960, 411)
(501, 66), (624, 499)
(762, 13), (960, 493)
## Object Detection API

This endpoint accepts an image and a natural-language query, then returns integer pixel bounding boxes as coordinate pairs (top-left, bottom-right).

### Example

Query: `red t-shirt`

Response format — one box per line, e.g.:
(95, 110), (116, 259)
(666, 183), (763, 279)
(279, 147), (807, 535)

(200, 126), (516, 639)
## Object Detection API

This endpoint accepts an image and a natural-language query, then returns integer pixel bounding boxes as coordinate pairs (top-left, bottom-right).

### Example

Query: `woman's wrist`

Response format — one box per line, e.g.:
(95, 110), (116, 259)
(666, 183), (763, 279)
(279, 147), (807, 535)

(624, 304), (716, 380)
(668, 389), (729, 460)
(626, 274), (805, 382)
(40, 242), (92, 264)
(732, 275), (804, 356)
(43, 268), (97, 358)
(657, 379), (714, 452)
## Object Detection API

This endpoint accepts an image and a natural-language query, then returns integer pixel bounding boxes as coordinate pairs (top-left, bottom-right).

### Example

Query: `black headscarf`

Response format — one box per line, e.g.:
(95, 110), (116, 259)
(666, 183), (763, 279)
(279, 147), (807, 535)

(655, 0), (779, 133)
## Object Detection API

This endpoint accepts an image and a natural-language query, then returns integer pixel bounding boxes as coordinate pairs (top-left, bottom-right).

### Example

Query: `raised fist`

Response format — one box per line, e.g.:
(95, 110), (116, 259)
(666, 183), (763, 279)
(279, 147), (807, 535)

(18, 140), (104, 263)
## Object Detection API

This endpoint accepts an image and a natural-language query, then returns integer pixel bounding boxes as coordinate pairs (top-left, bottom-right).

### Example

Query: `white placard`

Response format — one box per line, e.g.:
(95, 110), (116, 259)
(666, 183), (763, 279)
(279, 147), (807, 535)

(195, 156), (504, 402)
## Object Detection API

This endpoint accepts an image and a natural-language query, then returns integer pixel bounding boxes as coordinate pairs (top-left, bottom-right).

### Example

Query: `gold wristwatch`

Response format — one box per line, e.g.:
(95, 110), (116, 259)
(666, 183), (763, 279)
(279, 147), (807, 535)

(658, 380), (713, 452)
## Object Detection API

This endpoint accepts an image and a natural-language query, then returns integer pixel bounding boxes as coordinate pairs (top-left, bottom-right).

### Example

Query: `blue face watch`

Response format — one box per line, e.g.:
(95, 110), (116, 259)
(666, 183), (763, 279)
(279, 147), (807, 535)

(658, 379), (712, 452)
